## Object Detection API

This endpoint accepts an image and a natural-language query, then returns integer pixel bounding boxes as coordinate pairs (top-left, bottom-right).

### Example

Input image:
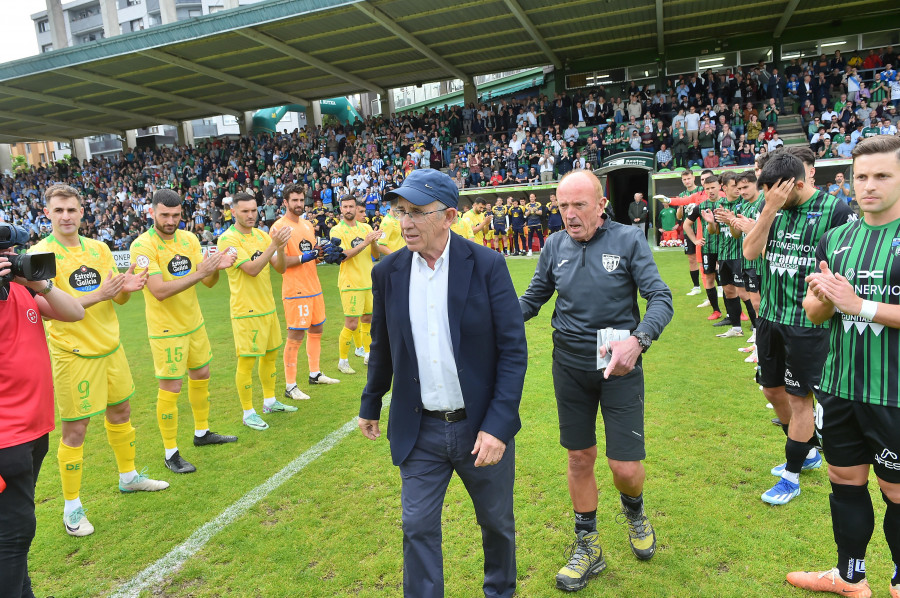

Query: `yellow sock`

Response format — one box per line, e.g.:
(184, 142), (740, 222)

(105, 419), (136, 474)
(283, 338), (302, 386)
(339, 327), (353, 360)
(360, 322), (371, 353)
(260, 350), (278, 398)
(188, 378), (210, 432)
(58, 440), (83, 501)
(236, 356), (256, 411)
(156, 389), (179, 450)
(352, 326), (362, 349)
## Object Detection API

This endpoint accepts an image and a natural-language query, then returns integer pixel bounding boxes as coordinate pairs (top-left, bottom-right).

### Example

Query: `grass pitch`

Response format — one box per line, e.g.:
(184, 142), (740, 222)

(29, 249), (892, 597)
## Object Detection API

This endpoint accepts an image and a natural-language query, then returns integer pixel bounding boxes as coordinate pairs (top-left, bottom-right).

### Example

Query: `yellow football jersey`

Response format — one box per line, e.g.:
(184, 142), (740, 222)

(30, 235), (120, 356)
(130, 228), (205, 338)
(377, 214), (405, 253)
(462, 209), (487, 244)
(331, 219), (375, 291)
(216, 225), (276, 319)
(451, 216), (475, 241)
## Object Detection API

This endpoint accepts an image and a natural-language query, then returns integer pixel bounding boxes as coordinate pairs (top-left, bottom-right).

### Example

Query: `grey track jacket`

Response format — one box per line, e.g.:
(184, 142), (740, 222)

(519, 217), (674, 370)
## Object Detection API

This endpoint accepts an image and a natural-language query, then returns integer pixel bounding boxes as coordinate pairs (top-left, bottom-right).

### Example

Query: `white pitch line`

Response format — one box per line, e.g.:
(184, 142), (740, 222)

(110, 398), (389, 598)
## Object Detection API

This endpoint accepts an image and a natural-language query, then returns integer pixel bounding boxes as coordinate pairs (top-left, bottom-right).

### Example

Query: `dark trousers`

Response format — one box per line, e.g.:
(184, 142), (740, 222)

(399, 416), (516, 598)
(511, 229), (526, 253)
(0, 434), (49, 598)
(527, 227), (544, 250)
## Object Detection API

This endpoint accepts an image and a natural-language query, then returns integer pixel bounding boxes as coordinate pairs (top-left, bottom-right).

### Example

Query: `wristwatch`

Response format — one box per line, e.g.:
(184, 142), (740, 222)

(36, 279), (54, 295)
(631, 331), (651, 353)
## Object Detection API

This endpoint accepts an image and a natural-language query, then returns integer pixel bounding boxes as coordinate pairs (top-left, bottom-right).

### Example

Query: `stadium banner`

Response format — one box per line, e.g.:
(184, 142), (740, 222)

(112, 246), (218, 269)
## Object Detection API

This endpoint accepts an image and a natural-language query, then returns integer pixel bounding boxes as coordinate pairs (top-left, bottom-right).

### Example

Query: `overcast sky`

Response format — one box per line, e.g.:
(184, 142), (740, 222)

(1, 0), (47, 62)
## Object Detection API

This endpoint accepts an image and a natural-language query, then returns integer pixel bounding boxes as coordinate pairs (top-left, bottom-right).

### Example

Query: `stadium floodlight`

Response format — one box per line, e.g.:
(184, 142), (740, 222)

(820, 41), (848, 47)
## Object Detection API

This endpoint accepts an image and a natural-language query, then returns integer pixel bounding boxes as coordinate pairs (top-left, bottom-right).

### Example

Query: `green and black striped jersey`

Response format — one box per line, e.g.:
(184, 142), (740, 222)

(759, 189), (856, 328)
(716, 197), (743, 261)
(698, 197), (721, 254)
(739, 192), (766, 272)
(817, 217), (900, 406)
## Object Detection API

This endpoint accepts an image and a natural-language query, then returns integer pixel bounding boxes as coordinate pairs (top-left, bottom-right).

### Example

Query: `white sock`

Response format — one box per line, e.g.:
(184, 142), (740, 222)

(781, 470), (800, 484)
(732, 326), (742, 332)
(194, 429), (209, 438)
(164, 447), (178, 460)
(286, 383), (297, 391)
(806, 447), (817, 459)
(309, 371), (321, 379)
(64, 498), (83, 517)
(339, 358), (349, 366)
(263, 397), (276, 408)
(243, 408), (256, 419)
(120, 469), (138, 484)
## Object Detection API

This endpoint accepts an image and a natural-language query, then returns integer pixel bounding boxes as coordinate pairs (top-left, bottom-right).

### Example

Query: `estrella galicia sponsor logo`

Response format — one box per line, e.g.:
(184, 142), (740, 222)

(69, 265), (101, 292)
(875, 448), (900, 470)
(299, 239), (313, 252)
(167, 254), (192, 277)
(350, 237), (364, 248)
(251, 250), (263, 261)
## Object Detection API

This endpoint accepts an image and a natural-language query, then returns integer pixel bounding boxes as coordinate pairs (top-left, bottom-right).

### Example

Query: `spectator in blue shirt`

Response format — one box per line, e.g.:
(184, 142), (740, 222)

(827, 173), (852, 204)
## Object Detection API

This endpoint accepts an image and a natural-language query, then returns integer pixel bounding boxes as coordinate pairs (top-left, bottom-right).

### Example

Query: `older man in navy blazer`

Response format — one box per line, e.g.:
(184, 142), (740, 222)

(359, 168), (527, 598)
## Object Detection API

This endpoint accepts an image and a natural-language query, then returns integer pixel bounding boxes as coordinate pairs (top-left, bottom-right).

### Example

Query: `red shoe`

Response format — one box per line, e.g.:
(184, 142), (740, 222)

(786, 569), (871, 597)
(707, 311), (722, 321)
(740, 313), (749, 321)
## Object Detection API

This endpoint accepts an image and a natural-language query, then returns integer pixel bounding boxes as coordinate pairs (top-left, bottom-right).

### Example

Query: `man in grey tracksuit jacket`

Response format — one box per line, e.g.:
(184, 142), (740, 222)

(519, 170), (673, 592)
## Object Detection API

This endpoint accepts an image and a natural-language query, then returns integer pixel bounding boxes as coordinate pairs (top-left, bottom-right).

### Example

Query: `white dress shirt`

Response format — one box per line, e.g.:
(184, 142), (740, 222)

(409, 235), (465, 412)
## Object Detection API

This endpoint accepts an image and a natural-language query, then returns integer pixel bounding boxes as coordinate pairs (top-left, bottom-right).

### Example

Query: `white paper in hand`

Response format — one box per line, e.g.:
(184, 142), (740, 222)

(597, 328), (632, 370)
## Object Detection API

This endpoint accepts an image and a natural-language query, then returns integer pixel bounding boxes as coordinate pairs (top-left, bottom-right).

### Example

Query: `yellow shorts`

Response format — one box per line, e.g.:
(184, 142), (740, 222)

(484, 229), (494, 241)
(149, 325), (213, 379)
(340, 289), (373, 317)
(284, 293), (327, 330)
(50, 344), (136, 422)
(231, 312), (282, 357)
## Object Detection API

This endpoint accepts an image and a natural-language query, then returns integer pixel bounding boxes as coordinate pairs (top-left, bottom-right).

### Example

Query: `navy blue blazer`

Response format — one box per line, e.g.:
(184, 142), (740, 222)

(359, 232), (527, 466)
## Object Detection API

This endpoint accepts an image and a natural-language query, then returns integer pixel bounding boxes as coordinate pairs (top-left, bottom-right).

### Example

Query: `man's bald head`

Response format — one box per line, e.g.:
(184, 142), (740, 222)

(556, 170), (607, 242)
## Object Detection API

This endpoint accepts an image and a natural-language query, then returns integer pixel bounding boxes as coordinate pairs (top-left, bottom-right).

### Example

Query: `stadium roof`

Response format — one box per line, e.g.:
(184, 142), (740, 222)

(0, 0), (897, 144)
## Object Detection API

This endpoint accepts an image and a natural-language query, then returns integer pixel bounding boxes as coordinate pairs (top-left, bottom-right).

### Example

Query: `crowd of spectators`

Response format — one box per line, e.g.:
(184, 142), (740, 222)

(2, 44), (900, 249)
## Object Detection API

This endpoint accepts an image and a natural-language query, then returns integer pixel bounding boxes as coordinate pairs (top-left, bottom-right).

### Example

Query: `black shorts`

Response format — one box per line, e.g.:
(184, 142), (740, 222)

(494, 225), (507, 235)
(684, 237), (696, 255)
(718, 259), (744, 287)
(743, 268), (760, 294)
(701, 252), (717, 275)
(756, 319), (828, 397)
(551, 359), (646, 460)
(816, 392), (900, 484)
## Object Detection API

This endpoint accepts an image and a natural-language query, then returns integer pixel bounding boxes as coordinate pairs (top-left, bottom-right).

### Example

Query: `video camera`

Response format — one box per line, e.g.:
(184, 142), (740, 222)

(0, 222), (56, 284)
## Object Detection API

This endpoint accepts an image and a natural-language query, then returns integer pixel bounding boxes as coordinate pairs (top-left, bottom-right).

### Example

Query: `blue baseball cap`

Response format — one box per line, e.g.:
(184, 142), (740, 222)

(383, 168), (458, 209)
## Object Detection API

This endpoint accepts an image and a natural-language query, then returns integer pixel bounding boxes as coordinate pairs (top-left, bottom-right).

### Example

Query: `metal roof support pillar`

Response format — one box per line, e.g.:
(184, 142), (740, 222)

(45, 0), (68, 49)
(72, 138), (89, 163)
(380, 90), (394, 118)
(311, 101), (323, 129)
(240, 112), (253, 137)
(463, 82), (477, 107)
(0, 144), (12, 175)
(125, 130), (137, 151)
(181, 120), (195, 147)
(160, 0), (177, 25)
(99, 0), (121, 37)
(773, 42), (782, 71)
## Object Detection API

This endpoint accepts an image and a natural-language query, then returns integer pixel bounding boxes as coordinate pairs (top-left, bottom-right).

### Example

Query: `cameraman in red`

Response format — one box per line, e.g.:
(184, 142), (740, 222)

(0, 223), (84, 598)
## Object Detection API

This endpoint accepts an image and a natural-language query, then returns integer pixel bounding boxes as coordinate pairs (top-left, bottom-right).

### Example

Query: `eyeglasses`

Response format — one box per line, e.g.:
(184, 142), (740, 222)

(393, 207), (448, 222)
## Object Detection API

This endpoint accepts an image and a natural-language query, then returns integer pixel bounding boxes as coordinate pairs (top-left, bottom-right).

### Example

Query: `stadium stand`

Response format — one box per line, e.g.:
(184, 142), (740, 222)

(2, 46), (899, 250)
